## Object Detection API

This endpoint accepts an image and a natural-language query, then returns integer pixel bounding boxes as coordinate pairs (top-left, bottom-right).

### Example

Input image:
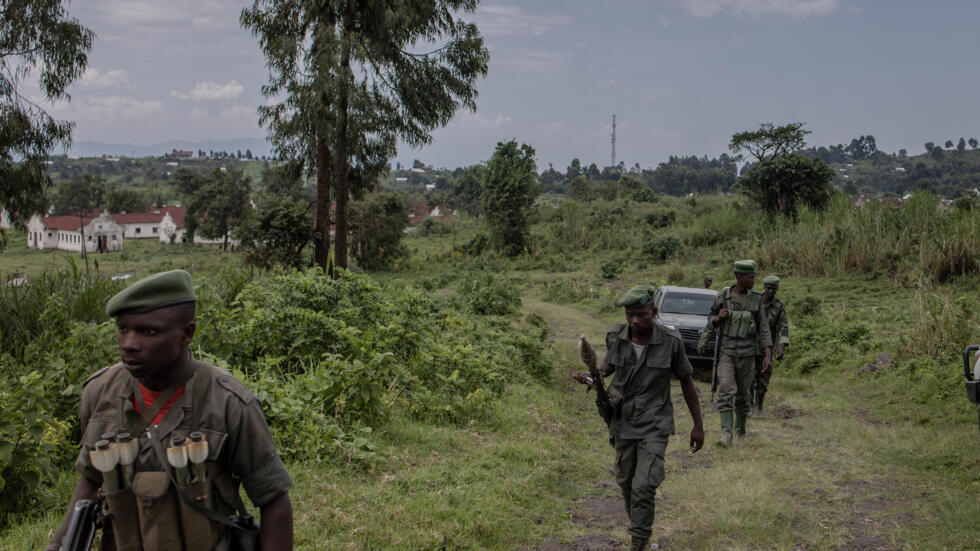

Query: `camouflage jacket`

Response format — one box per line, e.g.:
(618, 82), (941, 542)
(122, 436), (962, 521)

(764, 296), (790, 346)
(696, 285), (772, 358)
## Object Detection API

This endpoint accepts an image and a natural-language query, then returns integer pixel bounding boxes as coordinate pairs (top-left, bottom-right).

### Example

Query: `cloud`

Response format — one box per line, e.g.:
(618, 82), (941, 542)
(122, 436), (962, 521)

(84, 96), (163, 118)
(498, 50), (569, 73)
(680, 0), (839, 18)
(171, 80), (245, 101)
(77, 68), (133, 90)
(475, 5), (572, 37)
(219, 105), (256, 122)
(454, 111), (513, 129)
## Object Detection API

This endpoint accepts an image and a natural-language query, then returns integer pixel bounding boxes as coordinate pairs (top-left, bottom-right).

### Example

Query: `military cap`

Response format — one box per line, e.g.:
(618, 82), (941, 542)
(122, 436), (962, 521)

(763, 275), (780, 286)
(733, 259), (756, 274)
(106, 269), (196, 316)
(615, 285), (656, 309)
(703, 275), (713, 280)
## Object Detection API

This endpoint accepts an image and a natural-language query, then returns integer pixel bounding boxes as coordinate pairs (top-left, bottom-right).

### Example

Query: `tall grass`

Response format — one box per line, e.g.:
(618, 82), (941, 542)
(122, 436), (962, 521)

(0, 259), (122, 360)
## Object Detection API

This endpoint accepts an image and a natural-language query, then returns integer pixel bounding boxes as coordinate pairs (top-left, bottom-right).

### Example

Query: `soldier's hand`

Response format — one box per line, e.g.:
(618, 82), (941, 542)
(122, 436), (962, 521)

(690, 425), (704, 453)
(774, 345), (784, 361)
(762, 356), (772, 373)
(571, 372), (591, 385)
(716, 309), (729, 323)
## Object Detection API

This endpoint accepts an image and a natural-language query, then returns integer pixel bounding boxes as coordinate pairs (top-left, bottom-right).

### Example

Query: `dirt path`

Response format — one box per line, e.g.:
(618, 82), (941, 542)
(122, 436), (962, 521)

(519, 297), (960, 551)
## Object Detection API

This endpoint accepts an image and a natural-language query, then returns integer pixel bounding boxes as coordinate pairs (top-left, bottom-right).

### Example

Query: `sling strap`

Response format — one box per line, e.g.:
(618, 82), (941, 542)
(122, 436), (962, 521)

(127, 364), (196, 438)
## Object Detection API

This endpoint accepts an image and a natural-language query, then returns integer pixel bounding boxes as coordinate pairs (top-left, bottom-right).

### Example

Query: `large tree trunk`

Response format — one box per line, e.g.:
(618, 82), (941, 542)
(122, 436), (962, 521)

(314, 131), (332, 270)
(332, 46), (351, 278)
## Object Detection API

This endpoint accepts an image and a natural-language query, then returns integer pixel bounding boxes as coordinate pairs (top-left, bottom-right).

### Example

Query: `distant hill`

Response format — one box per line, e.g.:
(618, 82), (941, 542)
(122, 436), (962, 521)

(70, 138), (273, 159)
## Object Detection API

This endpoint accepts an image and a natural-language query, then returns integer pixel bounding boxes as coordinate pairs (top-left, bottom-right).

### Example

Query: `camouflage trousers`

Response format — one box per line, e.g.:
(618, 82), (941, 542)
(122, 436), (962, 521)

(716, 351), (755, 415)
(753, 356), (773, 399)
(614, 435), (668, 540)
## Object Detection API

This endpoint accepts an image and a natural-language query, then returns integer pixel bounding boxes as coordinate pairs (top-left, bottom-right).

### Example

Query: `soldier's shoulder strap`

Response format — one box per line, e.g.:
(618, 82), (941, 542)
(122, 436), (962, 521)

(660, 324), (683, 341)
(197, 362), (256, 404)
(606, 323), (626, 335)
(82, 363), (123, 388)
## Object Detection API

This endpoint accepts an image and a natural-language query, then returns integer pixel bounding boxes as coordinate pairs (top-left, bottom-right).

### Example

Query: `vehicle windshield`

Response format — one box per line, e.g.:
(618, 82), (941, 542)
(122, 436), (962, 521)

(661, 293), (715, 316)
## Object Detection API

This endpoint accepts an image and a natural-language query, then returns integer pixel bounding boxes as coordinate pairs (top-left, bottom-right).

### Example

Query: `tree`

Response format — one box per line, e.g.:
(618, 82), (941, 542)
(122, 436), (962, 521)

(349, 193), (409, 271)
(481, 140), (539, 256)
(242, 0), (489, 276)
(737, 154), (835, 216)
(236, 194), (315, 269)
(729, 122), (809, 163)
(105, 187), (148, 213)
(449, 165), (484, 215)
(945, 140), (954, 149)
(186, 168), (251, 250)
(924, 142), (935, 153)
(566, 175), (592, 202)
(957, 138), (966, 153)
(0, 1), (94, 224)
(53, 174), (105, 272)
(898, 149), (907, 158)
(969, 138), (978, 150)
(930, 146), (945, 162)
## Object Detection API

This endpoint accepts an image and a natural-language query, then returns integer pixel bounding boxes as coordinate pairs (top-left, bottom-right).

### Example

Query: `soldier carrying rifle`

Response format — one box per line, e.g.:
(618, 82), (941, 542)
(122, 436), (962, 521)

(574, 285), (704, 551)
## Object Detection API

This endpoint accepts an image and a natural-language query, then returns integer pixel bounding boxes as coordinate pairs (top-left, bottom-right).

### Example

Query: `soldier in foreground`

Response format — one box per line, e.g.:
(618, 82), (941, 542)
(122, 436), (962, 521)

(752, 275), (790, 417)
(578, 286), (704, 551)
(697, 260), (771, 447)
(47, 270), (293, 551)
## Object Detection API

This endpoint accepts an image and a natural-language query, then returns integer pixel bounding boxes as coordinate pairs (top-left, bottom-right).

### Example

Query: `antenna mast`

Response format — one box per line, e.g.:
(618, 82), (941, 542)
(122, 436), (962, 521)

(610, 114), (617, 167)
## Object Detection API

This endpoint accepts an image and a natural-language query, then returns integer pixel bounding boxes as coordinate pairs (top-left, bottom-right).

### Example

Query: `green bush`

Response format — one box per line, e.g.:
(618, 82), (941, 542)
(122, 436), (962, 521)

(453, 272), (521, 315)
(643, 236), (681, 261)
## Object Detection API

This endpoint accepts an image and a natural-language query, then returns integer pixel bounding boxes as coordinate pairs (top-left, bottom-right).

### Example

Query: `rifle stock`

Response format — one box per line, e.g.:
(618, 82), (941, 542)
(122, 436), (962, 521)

(61, 498), (100, 551)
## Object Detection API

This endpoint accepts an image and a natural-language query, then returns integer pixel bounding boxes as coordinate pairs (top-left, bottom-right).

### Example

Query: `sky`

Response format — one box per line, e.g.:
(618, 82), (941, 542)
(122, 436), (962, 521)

(37, 0), (980, 171)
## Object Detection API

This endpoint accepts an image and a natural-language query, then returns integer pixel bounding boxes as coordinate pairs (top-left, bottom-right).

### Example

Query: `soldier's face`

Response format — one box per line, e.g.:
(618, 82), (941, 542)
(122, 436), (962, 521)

(736, 272), (755, 290)
(704, 278), (712, 288)
(116, 307), (195, 381)
(625, 305), (655, 335)
(763, 284), (777, 301)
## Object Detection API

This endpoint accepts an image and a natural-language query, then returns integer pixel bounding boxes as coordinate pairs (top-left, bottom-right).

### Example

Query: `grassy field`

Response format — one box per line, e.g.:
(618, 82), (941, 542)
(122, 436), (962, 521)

(3, 200), (980, 550)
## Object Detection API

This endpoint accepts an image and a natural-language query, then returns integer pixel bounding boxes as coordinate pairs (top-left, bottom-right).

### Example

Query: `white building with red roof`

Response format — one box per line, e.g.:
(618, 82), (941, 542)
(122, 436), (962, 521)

(112, 205), (187, 240)
(26, 212), (124, 253)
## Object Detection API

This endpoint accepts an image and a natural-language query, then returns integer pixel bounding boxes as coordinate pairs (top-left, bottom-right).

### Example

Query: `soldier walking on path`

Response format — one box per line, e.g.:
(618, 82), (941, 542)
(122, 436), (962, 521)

(697, 260), (772, 447)
(590, 286), (704, 551)
(752, 275), (790, 418)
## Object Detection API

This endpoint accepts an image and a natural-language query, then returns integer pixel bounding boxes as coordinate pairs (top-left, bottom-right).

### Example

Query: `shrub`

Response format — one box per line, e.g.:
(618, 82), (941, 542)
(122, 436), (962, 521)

(600, 258), (624, 279)
(643, 236), (681, 261)
(453, 271), (521, 315)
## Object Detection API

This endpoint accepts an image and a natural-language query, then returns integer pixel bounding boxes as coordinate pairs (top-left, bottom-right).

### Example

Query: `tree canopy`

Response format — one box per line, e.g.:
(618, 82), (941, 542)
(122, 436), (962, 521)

(738, 154), (835, 216)
(0, 1), (93, 224)
(729, 122), (809, 163)
(481, 140), (539, 256)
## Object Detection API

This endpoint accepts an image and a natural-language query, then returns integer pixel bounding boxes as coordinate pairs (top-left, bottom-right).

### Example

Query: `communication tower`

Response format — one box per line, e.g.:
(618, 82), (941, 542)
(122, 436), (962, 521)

(610, 114), (617, 167)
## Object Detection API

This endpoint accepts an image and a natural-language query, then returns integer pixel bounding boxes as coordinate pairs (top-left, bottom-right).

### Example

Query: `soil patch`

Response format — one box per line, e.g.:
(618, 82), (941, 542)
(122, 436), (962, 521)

(530, 535), (624, 551)
(769, 406), (802, 419)
(570, 495), (626, 528)
(667, 449), (714, 471)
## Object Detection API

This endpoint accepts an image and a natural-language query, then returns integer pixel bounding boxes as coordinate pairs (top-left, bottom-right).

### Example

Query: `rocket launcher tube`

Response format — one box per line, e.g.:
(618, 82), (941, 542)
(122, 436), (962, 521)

(115, 432), (138, 488)
(90, 439), (121, 492)
(167, 436), (189, 487)
(187, 432), (208, 483)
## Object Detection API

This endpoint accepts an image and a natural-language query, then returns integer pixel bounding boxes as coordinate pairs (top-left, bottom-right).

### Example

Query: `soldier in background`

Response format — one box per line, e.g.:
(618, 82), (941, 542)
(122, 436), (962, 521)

(752, 275), (790, 417)
(697, 260), (771, 447)
(703, 275), (713, 289)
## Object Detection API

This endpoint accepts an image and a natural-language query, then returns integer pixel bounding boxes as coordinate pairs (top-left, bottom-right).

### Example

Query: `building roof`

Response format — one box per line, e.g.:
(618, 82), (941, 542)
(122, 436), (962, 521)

(112, 205), (186, 225)
(40, 215), (93, 231)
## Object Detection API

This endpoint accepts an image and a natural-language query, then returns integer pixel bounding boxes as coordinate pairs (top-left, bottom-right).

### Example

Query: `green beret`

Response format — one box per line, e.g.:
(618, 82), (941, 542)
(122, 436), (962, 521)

(703, 275), (713, 280)
(616, 285), (656, 309)
(763, 275), (780, 286)
(106, 269), (196, 317)
(733, 259), (756, 274)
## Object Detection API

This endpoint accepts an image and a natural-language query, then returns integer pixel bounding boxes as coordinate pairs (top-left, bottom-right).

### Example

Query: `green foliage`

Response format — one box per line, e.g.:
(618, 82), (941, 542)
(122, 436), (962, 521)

(599, 258), (624, 279)
(453, 272), (521, 315)
(643, 235), (681, 261)
(450, 166), (485, 215)
(350, 193), (409, 271)
(237, 195), (315, 269)
(185, 167), (251, 248)
(481, 140), (540, 256)
(0, 0), (94, 224)
(730, 122), (810, 163)
(737, 154), (836, 216)
(104, 186), (150, 214)
(52, 174), (105, 216)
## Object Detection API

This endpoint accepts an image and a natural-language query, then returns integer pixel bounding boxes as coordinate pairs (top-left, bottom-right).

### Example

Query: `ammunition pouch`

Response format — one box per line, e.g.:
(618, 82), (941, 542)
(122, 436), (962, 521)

(722, 310), (756, 339)
(104, 486), (142, 551)
(178, 475), (218, 551)
(133, 471), (182, 550)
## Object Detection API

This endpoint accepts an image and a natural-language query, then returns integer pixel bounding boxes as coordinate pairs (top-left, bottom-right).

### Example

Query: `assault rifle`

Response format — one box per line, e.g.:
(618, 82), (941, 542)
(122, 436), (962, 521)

(574, 335), (614, 426)
(711, 328), (722, 404)
(61, 498), (101, 551)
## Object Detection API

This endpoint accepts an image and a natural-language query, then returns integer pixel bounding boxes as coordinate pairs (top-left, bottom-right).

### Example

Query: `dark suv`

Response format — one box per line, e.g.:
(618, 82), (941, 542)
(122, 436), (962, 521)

(653, 285), (718, 367)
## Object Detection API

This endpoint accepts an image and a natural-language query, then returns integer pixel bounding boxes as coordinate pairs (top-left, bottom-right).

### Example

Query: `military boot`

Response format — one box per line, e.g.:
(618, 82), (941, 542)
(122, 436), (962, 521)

(734, 412), (747, 444)
(756, 393), (765, 418)
(630, 536), (659, 550)
(716, 411), (733, 447)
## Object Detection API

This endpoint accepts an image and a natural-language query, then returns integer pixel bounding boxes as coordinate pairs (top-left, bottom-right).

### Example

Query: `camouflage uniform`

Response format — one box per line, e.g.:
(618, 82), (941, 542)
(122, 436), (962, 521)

(754, 296), (789, 409)
(75, 358), (292, 550)
(603, 322), (693, 542)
